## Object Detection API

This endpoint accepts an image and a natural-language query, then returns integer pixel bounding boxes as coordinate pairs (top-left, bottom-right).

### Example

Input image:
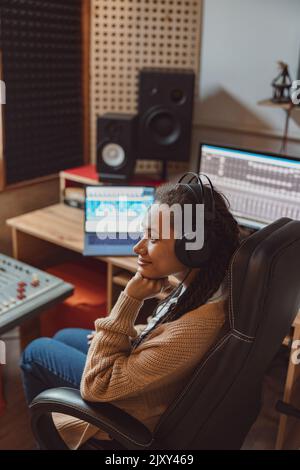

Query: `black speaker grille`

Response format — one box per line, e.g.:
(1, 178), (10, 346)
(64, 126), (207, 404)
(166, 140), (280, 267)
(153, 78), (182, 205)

(0, 0), (83, 184)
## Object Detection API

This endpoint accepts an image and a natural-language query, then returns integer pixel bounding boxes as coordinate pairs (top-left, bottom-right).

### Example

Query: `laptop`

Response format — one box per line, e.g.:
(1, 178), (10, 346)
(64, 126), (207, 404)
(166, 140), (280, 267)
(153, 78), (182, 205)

(83, 185), (156, 256)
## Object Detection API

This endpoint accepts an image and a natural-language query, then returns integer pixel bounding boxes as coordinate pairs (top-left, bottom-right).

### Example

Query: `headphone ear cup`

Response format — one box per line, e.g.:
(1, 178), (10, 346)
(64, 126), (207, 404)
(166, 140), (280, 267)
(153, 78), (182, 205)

(175, 232), (212, 268)
(173, 174), (216, 268)
(174, 237), (190, 267)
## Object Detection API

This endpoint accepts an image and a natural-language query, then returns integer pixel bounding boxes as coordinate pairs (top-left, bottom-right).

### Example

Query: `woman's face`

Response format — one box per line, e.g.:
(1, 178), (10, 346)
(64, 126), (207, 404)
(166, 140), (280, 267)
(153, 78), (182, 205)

(133, 203), (187, 279)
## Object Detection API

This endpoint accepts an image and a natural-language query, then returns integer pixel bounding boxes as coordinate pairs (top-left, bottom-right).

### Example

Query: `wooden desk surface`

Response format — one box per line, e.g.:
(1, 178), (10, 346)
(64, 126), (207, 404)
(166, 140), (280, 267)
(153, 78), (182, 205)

(6, 203), (138, 270)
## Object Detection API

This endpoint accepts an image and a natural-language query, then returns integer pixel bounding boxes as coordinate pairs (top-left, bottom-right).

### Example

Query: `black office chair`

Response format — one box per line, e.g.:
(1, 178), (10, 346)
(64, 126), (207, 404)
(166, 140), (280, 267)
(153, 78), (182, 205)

(29, 218), (300, 450)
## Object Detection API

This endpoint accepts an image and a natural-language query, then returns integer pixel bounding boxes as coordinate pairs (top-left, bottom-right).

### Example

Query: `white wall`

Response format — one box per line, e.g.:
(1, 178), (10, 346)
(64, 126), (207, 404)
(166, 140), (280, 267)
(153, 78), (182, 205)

(190, 0), (300, 170)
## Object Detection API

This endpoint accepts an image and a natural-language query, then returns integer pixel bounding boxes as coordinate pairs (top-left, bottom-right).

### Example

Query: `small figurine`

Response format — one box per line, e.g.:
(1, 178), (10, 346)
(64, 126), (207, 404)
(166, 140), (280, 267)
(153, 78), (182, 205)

(271, 61), (292, 103)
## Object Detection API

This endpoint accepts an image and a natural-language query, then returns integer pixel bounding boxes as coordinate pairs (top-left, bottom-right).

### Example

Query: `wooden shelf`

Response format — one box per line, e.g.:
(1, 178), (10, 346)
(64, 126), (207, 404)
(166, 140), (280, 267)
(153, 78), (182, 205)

(257, 99), (300, 111)
(59, 164), (166, 203)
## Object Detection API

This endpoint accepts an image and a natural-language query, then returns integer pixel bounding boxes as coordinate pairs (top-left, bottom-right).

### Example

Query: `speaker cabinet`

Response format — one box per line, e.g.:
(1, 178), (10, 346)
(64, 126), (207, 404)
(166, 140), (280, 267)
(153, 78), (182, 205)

(138, 68), (195, 162)
(96, 113), (138, 183)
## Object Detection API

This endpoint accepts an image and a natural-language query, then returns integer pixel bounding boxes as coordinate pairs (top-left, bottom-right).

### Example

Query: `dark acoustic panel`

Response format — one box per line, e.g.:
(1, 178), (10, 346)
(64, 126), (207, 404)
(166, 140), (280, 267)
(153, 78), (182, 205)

(0, 0), (84, 184)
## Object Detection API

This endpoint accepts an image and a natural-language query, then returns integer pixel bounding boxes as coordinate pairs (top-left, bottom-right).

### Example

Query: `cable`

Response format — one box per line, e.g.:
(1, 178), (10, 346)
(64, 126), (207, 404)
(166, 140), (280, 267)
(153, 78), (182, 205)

(177, 171), (202, 185)
(198, 173), (216, 218)
(279, 107), (292, 154)
(156, 267), (192, 317)
(131, 268), (192, 350)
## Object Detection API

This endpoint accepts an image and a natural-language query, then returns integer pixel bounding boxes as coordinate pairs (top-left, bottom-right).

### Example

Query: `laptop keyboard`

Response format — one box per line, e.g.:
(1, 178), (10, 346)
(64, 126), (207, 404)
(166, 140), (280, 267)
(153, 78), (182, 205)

(88, 234), (138, 246)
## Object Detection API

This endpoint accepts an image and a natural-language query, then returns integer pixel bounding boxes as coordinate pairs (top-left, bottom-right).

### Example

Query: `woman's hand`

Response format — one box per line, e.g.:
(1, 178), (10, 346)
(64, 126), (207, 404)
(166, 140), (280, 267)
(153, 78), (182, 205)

(124, 272), (171, 301)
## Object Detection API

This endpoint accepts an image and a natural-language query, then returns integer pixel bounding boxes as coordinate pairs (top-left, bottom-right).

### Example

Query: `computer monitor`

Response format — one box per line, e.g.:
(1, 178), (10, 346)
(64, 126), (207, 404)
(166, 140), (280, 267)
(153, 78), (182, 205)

(84, 185), (155, 256)
(198, 143), (300, 230)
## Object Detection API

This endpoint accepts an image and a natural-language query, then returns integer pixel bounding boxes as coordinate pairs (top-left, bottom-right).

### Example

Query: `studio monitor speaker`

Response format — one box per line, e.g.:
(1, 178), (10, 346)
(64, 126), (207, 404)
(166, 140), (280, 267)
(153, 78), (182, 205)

(138, 68), (195, 162)
(96, 113), (138, 183)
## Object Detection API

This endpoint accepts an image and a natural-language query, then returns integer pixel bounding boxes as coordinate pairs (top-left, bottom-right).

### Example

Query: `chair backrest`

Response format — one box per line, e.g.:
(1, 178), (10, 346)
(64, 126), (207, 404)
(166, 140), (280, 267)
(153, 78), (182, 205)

(153, 218), (300, 449)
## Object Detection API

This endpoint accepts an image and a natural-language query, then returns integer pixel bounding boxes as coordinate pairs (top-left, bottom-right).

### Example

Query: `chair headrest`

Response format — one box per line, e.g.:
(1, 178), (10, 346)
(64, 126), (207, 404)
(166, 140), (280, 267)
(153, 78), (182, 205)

(228, 217), (300, 337)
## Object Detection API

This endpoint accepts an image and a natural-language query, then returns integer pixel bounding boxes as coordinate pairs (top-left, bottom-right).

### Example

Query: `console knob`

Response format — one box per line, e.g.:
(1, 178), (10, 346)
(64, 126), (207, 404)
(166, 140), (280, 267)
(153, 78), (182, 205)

(31, 273), (40, 287)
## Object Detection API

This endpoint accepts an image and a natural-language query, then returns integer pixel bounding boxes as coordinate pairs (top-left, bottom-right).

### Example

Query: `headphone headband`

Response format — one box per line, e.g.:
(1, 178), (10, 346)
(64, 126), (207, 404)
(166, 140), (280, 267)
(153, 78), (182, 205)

(176, 172), (215, 221)
(198, 173), (215, 219)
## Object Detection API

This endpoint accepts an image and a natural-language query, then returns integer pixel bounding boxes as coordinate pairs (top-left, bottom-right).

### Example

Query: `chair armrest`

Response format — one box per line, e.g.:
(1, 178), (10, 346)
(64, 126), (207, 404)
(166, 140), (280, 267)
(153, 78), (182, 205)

(30, 387), (154, 450)
(276, 400), (300, 420)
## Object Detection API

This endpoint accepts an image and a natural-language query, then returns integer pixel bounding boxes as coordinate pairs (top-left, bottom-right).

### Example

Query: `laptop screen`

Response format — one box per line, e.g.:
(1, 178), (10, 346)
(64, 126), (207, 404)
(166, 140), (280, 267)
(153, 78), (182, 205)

(85, 185), (155, 237)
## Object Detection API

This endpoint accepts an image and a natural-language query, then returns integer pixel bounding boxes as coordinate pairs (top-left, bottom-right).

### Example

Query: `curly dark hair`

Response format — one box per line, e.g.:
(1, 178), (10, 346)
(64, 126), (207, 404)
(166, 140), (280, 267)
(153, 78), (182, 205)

(131, 180), (241, 349)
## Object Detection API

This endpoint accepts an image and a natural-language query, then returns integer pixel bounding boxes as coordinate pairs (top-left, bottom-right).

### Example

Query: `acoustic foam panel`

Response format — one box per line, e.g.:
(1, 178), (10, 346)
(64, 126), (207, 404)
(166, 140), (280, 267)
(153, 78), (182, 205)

(0, 0), (84, 184)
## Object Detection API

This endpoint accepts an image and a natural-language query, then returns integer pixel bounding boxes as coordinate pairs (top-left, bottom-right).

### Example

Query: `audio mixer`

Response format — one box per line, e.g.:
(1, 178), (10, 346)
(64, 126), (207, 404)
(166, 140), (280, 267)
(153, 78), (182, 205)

(0, 254), (74, 335)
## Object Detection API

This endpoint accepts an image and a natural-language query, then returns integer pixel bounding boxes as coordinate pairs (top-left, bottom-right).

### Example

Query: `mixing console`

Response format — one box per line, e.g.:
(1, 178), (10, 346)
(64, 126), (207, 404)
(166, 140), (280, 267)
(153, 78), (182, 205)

(0, 254), (73, 335)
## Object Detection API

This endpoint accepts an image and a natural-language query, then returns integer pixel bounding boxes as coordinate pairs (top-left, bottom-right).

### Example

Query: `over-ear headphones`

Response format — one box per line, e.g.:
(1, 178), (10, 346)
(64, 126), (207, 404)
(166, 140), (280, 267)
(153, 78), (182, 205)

(174, 172), (216, 268)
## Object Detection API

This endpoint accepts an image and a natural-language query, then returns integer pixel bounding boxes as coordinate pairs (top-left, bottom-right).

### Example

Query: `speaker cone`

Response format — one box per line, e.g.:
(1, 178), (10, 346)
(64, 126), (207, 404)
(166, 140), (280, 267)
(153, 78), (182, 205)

(101, 143), (125, 168)
(144, 107), (181, 146)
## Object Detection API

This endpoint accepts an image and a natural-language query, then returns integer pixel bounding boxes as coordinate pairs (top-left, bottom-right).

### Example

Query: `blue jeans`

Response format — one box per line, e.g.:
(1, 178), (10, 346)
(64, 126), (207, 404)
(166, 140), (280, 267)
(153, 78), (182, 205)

(20, 328), (92, 405)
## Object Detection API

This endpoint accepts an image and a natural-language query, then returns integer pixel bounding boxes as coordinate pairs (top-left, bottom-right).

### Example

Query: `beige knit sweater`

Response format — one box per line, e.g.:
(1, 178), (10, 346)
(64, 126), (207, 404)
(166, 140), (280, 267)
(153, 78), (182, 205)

(53, 290), (226, 449)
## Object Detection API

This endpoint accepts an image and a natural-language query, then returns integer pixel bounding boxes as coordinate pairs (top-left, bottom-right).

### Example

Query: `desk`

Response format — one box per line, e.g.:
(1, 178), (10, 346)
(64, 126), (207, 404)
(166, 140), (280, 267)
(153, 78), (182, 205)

(6, 203), (300, 449)
(6, 203), (178, 343)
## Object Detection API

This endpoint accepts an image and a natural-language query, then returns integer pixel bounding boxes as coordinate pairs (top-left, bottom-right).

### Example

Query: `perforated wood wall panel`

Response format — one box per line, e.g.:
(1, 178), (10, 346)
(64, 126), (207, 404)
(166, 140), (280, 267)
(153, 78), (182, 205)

(90, 0), (202, 167)
(0, 0), (84, 185)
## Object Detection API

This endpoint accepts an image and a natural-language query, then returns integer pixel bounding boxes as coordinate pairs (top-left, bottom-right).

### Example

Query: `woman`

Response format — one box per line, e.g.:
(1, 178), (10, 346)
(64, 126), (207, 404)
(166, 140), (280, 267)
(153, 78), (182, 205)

(20, 180), (241, 449)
